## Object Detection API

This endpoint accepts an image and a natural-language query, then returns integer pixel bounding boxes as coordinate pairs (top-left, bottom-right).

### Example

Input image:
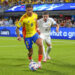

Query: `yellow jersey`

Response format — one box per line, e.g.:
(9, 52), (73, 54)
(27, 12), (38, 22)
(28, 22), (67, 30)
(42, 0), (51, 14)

(17, 12), (38, 38)
(65, 0), (69, 2)
(15, 20), (19, 26)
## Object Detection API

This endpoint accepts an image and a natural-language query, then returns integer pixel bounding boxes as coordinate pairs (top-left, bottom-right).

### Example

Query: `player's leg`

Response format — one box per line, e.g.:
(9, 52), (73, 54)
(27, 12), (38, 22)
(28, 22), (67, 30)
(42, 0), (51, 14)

(28, 48), (33, 62)
(39, 33), (46, 62)
(35, 38), (43, 68)
(46, 43), (52, 60)
(45, 36), (52, 60)
(42, 40), (46, 62)
(24, 38), (33, 62)
(33, 33), (43, 68)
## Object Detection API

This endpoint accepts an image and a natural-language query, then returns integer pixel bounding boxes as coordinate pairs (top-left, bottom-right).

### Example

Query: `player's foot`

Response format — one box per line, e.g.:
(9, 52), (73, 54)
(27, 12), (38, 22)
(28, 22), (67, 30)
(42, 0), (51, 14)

(38, 62), (42, 69)
(30, 59), (34, 63)
(46, 56), (51, 60)
(43, 58), (46, 62)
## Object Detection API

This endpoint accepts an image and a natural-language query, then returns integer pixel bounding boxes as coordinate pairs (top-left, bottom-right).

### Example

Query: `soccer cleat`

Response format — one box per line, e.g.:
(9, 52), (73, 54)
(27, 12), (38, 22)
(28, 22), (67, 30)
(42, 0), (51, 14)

(38, 62), (42, 69)
(43, 58), (46, 62)
(46, 56), (51, 60)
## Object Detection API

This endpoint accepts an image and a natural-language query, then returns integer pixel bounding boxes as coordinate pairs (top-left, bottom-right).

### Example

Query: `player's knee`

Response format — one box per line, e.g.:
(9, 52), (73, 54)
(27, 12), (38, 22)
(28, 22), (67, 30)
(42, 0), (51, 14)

(36, 39), (43, 48)
(46, 43), (52, 48)
(48, 46), (52, 49)
(38, 42), (43, 48)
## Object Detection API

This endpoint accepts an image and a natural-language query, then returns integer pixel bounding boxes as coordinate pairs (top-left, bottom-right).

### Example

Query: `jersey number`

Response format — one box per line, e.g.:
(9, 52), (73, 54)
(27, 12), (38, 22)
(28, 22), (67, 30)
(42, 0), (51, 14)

(31, 23), (33, 27)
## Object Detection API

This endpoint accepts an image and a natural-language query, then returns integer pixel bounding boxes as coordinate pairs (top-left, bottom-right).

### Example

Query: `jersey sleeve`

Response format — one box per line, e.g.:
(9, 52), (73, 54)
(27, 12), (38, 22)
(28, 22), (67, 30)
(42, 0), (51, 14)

(34, 13), (38, 20)
(16, 16), (24, 28)
(51, 18), (57, 25)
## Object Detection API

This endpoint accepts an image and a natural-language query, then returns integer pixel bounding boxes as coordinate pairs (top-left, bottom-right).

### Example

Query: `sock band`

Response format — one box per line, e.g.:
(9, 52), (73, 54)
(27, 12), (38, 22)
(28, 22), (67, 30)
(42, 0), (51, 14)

(28, 57), (32, 60)
(38, 54), (43, 62)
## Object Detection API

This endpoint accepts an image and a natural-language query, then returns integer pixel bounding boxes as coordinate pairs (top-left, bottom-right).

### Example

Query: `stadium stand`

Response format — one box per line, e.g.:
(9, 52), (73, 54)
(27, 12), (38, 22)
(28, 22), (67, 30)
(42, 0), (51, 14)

(0, 16), (75, 27)
(0, 0), (75, 6)
(0, 0), (75, 27)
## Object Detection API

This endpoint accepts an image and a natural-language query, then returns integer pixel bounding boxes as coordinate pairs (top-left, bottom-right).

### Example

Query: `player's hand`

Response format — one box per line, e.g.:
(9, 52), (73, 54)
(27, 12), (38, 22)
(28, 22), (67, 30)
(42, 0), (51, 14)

(17, 36), (22, 41)
(37, 29), (40, 35)
(56, 29), (59, 32)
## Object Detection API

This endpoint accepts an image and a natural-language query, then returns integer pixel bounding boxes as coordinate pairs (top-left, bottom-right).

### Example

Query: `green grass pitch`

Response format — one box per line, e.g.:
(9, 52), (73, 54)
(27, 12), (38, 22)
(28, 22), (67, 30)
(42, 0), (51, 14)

(0, 37), (75, 75)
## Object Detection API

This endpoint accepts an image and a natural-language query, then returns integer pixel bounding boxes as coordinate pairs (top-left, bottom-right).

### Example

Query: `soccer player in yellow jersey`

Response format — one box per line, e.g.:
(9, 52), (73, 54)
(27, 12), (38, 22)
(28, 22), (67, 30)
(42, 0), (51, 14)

(16, 4), (43, 68)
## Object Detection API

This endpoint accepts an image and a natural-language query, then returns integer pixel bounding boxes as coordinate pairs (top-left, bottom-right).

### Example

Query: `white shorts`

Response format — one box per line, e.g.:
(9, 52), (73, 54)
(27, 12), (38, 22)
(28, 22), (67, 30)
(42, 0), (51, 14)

(40, 33), (51, 45)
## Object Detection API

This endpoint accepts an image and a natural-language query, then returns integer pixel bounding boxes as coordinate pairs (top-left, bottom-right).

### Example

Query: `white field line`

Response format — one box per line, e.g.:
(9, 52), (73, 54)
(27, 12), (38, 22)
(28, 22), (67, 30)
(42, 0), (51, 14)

(0, 37), (75, 41)
(49, 40), (75, 44)
(0, 38), (75, 43)
(0, 43), (74, 48)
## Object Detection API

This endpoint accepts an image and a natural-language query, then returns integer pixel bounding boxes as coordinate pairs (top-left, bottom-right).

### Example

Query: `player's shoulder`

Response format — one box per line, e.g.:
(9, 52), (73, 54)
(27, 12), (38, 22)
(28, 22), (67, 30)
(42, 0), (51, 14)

(21, 13), (27, 18)
(48, 17), (57, 25)
(33, 12), (38, 16)
(48, 17), (54, 21)
(20, 13), (27, 21)
(38, 18), (43, 21)
(33, 12), (38, 19)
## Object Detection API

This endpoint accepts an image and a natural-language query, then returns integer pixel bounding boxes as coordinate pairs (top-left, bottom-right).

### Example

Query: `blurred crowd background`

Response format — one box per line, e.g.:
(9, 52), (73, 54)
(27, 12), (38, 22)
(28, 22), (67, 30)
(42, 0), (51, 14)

(0, 0), (75, 6)
(0, 0), (75, 27)
(0, 15), (75, 27)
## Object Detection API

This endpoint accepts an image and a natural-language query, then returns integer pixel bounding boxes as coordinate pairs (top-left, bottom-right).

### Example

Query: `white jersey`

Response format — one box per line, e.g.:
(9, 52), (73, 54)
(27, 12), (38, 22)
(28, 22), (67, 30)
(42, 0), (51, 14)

(38, 18), (56, 35)
(38, 17), (57, 44)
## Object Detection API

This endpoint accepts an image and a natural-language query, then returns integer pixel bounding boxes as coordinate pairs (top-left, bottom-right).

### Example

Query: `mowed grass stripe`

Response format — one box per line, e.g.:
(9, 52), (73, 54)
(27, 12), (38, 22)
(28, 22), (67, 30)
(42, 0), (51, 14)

(0, 37), (75, 75)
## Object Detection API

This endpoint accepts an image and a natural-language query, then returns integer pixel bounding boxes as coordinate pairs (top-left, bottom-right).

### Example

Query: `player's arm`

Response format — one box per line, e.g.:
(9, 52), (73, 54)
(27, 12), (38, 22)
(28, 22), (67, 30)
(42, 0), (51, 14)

(16, 27), (22, 41)
(16, 19), (23, 41)
(36, 21), (40, 34)
(51, 18), (59, 32)
(36, 14), (41, 34)
(36, 20), (40, 34)
(56, 23), (59, 32)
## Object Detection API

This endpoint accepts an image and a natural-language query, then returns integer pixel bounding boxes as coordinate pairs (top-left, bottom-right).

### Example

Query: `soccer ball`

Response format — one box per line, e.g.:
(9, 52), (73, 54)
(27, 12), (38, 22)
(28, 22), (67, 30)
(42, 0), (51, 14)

(29, 62), (38, 71)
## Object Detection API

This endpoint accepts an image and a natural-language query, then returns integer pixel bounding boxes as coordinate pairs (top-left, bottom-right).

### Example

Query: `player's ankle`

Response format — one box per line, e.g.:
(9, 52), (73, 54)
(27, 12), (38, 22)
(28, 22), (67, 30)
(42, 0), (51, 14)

(43, 58), (46, 62)
(28, 57), (33, 62)
(28, 57), (32, 60)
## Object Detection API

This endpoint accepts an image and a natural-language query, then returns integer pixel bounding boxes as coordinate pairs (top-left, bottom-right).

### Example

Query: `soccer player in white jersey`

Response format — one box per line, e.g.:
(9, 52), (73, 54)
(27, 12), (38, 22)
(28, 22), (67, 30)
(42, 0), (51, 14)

(38, 11), (59, 62)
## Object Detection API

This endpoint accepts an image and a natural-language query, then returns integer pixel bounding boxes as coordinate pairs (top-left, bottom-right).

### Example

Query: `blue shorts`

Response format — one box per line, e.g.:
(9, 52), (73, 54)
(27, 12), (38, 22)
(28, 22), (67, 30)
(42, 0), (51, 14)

(24, 33), (40, 49)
